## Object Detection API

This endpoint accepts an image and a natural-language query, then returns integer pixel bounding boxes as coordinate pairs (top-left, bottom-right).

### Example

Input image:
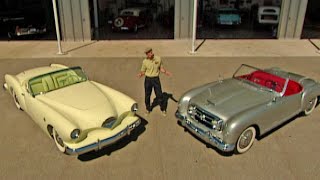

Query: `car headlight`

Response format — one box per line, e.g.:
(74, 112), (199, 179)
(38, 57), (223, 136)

(212, 119), (223, 131)
(70, 129), (81, 139)
(187, 104), (196, 115)
(131, 103), (138, 112)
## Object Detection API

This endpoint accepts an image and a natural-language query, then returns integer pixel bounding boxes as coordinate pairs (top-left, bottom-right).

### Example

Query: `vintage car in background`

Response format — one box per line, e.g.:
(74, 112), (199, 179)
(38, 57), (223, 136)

(3, 64), (141, 155)
(257, 6), (280, 25)
(176, 64), (320, 154)
(112, 7), (152, 32)
(215, 8), (241, 26)
(7, 25), (47, 39)
(0, 13), (47, 39)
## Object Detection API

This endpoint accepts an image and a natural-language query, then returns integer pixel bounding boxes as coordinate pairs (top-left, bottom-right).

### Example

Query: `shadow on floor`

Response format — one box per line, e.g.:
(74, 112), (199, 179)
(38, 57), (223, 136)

(150, 92), (178, 112)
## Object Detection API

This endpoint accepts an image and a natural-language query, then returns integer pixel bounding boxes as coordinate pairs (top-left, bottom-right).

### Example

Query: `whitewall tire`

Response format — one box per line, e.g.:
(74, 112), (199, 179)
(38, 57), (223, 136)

(304, 97), (317, 116)
(235, 126), (256, 154)
(53, 128), (66, 153)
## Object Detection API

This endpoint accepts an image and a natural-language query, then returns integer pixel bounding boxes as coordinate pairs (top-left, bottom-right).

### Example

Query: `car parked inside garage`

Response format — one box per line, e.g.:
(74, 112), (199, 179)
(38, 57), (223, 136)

(112, 7), (152, 32)
(257, 6), (280, 25)
(215, 8), (241, 26)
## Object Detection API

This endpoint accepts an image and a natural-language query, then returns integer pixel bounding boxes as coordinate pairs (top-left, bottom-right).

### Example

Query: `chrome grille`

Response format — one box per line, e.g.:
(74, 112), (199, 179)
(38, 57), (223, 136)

(192, 106), (220, 129)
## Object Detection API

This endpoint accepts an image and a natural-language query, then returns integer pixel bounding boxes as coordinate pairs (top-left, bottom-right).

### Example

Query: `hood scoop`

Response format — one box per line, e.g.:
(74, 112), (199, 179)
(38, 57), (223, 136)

(206, 85), (247, 106)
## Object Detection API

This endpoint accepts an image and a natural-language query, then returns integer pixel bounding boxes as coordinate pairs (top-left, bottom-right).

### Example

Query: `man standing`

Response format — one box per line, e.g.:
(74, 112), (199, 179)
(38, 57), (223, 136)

(137, 48), (172, 116)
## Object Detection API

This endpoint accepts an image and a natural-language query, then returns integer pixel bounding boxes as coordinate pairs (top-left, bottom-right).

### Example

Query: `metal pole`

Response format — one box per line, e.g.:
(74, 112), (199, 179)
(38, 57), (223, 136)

(190, 0), (198, 54)
(52, 0), (64, 55)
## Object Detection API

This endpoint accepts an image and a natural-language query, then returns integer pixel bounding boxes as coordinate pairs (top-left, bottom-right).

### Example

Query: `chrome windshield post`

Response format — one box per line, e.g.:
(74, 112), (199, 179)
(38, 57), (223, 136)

(280, 78), (289, 97)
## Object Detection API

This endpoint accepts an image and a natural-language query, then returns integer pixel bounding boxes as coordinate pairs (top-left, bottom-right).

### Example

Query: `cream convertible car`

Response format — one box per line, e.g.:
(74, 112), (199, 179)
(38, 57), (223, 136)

(3, 64), (141, 155)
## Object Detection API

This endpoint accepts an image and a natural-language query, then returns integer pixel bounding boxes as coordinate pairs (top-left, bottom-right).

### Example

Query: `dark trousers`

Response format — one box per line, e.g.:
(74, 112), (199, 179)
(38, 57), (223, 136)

(144, 76), (164, 111)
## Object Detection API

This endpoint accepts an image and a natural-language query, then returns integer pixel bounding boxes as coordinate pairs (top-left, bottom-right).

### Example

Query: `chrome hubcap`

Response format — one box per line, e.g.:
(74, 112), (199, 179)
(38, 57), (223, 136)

(239, 130), (253, 149)
(306, 98), (316, 112)
(55, 132), (64, 147)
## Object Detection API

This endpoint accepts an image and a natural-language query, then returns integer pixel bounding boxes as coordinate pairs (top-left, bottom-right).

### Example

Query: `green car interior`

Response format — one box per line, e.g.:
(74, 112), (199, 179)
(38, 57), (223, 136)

(28, 67), (87, 96)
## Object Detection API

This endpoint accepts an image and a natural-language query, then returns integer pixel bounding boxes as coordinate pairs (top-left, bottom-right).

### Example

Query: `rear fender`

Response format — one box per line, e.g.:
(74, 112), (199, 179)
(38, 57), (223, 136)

(5, 74), (27, 110)
(301, 81), (320, 110)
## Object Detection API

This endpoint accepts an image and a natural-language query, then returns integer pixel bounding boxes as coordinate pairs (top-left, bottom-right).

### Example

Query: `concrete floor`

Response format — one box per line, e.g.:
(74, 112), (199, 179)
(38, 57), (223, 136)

(1, 57), (320, 179)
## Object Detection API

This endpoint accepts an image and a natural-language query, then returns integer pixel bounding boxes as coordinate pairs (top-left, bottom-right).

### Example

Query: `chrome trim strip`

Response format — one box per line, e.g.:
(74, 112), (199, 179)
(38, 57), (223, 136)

(65, 119), (141, 155)
(176, 111), (235, 152)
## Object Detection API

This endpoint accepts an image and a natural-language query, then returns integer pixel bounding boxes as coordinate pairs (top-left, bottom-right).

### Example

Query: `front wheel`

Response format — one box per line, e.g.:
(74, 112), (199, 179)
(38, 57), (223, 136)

(304, 97), (318, 116)
(235, 126), (256, 154)
(53, 128), (66, 153)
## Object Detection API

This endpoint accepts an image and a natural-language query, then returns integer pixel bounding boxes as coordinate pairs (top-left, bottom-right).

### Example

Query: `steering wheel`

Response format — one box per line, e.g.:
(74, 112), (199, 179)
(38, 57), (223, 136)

(265, 80), (281, 91)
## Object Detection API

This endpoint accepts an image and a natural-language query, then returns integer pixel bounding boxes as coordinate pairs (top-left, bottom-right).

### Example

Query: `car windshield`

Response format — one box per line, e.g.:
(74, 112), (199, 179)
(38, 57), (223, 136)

(28, 66), (88, 96)
(233, 64), (286, 94)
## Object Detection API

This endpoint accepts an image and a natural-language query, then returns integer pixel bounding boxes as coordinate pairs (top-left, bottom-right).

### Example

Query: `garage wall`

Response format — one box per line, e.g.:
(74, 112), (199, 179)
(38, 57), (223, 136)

(58, 0), (91, 41)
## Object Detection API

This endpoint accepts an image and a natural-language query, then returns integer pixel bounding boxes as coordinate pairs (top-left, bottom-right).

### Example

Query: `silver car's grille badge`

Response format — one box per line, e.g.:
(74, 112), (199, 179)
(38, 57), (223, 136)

(193, 106), (220, 129)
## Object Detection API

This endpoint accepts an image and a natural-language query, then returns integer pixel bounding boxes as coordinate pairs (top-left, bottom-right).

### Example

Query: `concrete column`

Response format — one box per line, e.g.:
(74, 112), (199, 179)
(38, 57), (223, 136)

(174, 0), (193, 39)
(294, 0), (308, 38)
(278, 0), (308, 39)
(80, 0), (91, 41)
(57, 0), (92, 41)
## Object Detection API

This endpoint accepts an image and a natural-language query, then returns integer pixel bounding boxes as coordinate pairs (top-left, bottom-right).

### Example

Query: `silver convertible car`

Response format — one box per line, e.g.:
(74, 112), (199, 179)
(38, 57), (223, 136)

(176, 64), (320, 154)
(3, 64), (141, 155)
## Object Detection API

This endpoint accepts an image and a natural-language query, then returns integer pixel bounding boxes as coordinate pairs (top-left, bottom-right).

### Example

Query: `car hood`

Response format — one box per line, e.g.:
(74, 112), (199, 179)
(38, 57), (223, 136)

(36, 81), (117, 129)
(190, 79), (273, 121)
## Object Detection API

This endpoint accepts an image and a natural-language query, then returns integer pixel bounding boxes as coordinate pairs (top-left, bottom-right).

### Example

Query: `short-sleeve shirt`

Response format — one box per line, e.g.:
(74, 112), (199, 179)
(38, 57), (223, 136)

(140, 56), (163, 77)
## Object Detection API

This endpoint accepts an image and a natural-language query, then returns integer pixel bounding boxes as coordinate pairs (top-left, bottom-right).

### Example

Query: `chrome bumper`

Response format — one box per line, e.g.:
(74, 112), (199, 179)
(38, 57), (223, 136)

(65, 119), (141, 155)
(176, 111), (235, 152)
